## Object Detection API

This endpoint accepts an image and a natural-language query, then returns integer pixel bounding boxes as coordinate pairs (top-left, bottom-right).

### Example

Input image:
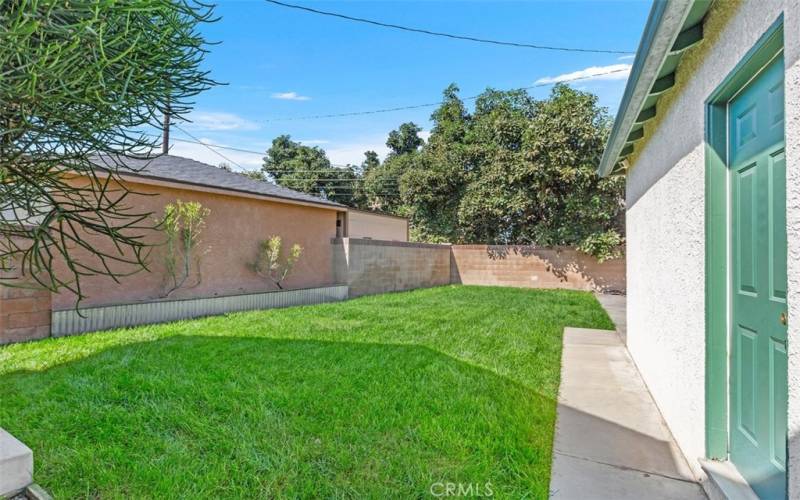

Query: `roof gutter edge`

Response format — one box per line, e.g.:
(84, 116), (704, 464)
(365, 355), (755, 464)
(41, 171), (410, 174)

(598, 0), (697, 177)
(93, 170), (347, 211)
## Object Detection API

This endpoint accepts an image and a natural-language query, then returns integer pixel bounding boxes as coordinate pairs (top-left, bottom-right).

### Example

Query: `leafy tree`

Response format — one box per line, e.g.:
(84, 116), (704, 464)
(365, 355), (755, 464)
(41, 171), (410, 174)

(513, 85), (624, 259)
(263, 135), (329, 193)
(386, 122), (424, 156)
(258, 84), (623, 257)
(363, 152), (411, 213)
(359, 124), (425, 212)
(363, 84), (624, 258)
(361, 150), (381, 174)
(261, 135), (363, 206)
(429, 84), (469, 146)
(330, 164), (368, 209)
(241, 169), (268, 182)
(0, 0), (217, 300)
(400, 86), (471, 242)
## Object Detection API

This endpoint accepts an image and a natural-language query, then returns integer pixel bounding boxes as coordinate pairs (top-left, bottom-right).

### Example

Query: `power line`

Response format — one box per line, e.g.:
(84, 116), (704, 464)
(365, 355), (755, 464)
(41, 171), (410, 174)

(264, 0), (634, 54)
(172, 124), (245, 170)
(257, 67), (631, 123)
(163, 67), (630, 163)
(166, 68), (630, 135)
(166, 127), (402, 196)
(171, 136), (266, 158)
(157, 133), (364, 168)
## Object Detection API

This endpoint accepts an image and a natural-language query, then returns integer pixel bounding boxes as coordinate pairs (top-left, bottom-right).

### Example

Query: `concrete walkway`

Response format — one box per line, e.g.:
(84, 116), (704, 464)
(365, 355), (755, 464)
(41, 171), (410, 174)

(594, 293), (627, 342)
(549, 296), (705, 499)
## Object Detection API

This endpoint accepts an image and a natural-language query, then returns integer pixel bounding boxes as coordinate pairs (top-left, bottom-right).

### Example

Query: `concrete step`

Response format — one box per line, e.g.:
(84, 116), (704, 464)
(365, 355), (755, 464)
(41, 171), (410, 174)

(700, 459), (759, 500)
(0, 428), (33, 498)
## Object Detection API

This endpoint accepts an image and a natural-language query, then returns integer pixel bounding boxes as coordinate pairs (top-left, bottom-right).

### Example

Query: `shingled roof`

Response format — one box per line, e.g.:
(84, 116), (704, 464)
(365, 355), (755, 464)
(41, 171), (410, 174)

(91, 154), (344, 209)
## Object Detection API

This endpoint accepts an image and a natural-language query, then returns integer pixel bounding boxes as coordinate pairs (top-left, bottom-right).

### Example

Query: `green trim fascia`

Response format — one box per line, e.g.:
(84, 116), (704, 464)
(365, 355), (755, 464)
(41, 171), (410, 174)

(596, 0), (679, 177)
(620, 144), (634, 157)
(671, 23), (704, 53)
(636, 106), (657, 123)
(598, 0), (714, 177)
(627, 128), (644, 142)
(704, 16), (784, 460)
(651, 73), (676, 94)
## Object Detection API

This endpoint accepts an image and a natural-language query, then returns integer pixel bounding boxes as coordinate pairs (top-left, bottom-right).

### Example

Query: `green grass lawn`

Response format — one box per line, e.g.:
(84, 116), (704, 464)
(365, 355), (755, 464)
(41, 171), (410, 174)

(0, 285), (613, 499)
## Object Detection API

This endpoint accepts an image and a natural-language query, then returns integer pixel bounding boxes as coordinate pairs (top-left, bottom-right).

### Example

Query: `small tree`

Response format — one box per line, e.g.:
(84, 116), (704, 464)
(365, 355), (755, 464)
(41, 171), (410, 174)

(0, 1), (218, 301)
(158, 200), (210, 297)
(251, 236), (302, 290)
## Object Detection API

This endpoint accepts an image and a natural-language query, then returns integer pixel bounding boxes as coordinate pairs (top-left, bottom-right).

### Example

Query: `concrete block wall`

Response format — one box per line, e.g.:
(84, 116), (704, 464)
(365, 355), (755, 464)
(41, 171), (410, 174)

(332, 238), (451, 297)
(0, 265), (51, 345)
(450, 245), (626, 293)
(332, 239), (624, 297)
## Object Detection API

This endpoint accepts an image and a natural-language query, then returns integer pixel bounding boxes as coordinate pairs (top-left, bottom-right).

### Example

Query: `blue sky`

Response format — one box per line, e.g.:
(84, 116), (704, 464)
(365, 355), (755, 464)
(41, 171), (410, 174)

(168, 0), (652, 170)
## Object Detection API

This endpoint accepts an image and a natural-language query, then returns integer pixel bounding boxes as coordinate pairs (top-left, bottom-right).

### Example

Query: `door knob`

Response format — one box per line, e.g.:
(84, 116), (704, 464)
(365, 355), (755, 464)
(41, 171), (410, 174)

(780, 312), (787, 326)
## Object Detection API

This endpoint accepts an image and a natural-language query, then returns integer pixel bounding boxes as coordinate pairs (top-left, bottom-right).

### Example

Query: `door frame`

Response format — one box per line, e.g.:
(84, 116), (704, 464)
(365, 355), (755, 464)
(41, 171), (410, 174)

(705, 16), (785, 460)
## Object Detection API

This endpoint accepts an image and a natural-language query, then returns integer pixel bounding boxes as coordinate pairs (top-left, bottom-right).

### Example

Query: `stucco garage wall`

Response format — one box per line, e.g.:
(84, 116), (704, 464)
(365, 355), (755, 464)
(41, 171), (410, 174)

(52, 178), (340, 310)
(626, 0), (800, 484)
(347, 210), (408, 241)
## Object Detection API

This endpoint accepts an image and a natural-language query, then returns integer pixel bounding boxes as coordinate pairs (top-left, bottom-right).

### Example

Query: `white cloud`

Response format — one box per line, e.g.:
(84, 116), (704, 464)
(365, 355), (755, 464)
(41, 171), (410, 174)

(168, 137), (263, 170)
(184, 111), (259, 132)
(535, 63), (632, 85)
(271, 91), (311, 101)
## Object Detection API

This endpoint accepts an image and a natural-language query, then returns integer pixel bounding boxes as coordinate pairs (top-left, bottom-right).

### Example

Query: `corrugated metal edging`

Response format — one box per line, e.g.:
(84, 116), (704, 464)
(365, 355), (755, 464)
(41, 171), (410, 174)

(52, 285), (349, 337)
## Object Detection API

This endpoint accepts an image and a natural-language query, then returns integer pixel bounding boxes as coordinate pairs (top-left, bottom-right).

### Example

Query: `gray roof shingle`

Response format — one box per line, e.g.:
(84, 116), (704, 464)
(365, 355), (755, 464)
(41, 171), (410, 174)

(91, 154), (344, 209)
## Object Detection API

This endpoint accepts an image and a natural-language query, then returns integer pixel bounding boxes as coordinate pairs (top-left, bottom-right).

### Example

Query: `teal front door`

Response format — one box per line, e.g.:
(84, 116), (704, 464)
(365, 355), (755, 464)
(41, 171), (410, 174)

(729, 53), (787, 499)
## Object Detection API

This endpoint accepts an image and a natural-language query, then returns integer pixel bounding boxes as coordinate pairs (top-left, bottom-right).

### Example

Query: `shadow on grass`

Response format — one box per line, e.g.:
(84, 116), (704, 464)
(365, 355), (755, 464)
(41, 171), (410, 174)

(0, 335), (556, 499)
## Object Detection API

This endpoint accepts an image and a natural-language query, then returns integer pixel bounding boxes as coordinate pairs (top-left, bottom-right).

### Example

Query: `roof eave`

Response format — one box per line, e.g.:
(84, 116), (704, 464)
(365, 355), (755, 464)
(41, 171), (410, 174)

(598, 0), (702, 177)
(90, 169), (346, 211)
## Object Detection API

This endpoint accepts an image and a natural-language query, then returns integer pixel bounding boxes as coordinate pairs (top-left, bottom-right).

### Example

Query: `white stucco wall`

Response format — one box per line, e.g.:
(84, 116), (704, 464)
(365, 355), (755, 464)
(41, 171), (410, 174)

(625, 0), (800, 491)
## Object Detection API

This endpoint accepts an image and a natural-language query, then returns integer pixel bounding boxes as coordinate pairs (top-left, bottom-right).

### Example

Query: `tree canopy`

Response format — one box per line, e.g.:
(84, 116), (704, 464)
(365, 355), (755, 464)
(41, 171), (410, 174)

(342, 84), (624, 259)
(386, 122), (424, 156)
(262, 84), (623, 259)
(261, 135), (366, 207)
(0, 0), (217, 299)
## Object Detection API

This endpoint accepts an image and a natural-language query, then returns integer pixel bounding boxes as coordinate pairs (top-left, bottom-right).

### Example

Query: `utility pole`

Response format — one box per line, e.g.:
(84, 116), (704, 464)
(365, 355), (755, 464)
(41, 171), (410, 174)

(161, 108), (170, 155)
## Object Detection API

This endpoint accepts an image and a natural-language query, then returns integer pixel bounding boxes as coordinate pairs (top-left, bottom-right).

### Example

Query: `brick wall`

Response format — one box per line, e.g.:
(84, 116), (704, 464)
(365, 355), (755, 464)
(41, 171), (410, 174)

(0, 265), (52, 345)
(450, 245), (625, 293)
(332, 238), (451, 297)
